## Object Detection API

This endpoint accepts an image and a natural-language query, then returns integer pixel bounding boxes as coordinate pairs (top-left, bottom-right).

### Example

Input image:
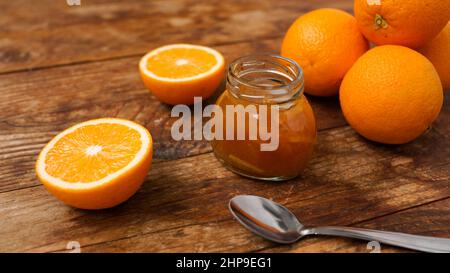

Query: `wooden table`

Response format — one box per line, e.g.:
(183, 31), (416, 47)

(1, 0), (449, 253)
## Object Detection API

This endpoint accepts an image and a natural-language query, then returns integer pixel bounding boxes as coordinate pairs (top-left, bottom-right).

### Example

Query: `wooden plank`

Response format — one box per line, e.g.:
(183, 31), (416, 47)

(56, 190), (450, 253)
(0, 0), (354, 73)
(0, 37), (346, 193)
(1, 120), (449, 252)
(60, 195), (450, 253)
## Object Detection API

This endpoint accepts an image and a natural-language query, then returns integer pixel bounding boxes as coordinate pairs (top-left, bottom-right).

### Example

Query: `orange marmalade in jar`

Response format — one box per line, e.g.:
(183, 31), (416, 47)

(211, 55), (316, 181)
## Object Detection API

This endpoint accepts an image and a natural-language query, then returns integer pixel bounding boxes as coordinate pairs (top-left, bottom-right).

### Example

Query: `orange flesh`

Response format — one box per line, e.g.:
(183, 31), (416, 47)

(211, 91), (317, 179)
(146, 47), (218, 78)
(45, 123), (142, 182)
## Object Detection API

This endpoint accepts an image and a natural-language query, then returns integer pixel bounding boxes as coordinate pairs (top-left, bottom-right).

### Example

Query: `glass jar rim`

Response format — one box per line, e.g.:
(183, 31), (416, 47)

(227, 54), (304, 103)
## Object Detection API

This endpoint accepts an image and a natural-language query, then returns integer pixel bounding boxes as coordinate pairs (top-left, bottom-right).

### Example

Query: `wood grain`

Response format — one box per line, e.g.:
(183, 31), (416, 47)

(0, 0), (354, 74)
(1, 122), (449, 252)
(64, 197), (450, 253)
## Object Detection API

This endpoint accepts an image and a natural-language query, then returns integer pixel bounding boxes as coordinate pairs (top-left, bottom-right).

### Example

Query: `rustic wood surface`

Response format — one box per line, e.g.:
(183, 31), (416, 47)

(0, 0), (449, 253)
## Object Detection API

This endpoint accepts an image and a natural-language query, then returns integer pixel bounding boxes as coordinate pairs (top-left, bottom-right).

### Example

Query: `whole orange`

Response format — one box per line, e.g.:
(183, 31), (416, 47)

(340, 45), (443, 144)
(281, 8), (369, 97)
(354, 0), (450, 48)
(418, 22), (450, 90)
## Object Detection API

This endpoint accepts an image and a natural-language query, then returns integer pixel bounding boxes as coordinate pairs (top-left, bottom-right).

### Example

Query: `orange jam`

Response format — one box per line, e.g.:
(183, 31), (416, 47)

(211, 55), (316, 181)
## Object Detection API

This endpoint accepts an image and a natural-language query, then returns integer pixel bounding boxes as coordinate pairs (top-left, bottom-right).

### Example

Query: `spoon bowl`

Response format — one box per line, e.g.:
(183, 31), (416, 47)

(229, 195), (450, 252)
(229, 195), (303, 243)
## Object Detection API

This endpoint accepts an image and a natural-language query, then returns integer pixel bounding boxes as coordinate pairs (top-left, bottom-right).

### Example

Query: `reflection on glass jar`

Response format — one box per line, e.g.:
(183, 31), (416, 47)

(211, 55), (317, 181)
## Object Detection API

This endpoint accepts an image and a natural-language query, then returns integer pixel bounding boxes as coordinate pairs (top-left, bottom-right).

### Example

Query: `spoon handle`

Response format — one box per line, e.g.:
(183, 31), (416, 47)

(307, 226), (450, 253)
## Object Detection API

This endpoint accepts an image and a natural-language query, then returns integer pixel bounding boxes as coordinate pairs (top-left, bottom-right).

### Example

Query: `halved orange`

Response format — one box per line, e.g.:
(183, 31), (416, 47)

(36, 118), (153, 209)
(139, 44), (225, 105)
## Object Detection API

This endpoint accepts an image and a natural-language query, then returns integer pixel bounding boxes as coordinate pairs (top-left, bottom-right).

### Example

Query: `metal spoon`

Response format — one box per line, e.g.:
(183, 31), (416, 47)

(229, 195), (450, 253)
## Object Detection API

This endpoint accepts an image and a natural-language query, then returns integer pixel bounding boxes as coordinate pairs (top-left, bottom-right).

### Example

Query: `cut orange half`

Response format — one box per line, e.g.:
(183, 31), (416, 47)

(36, 118), (153, 209)
(139, 44), (225, 105)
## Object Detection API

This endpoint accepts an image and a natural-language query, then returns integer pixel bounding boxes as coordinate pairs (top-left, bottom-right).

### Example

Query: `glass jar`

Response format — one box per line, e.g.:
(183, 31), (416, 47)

(211, 55), (317, 181)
